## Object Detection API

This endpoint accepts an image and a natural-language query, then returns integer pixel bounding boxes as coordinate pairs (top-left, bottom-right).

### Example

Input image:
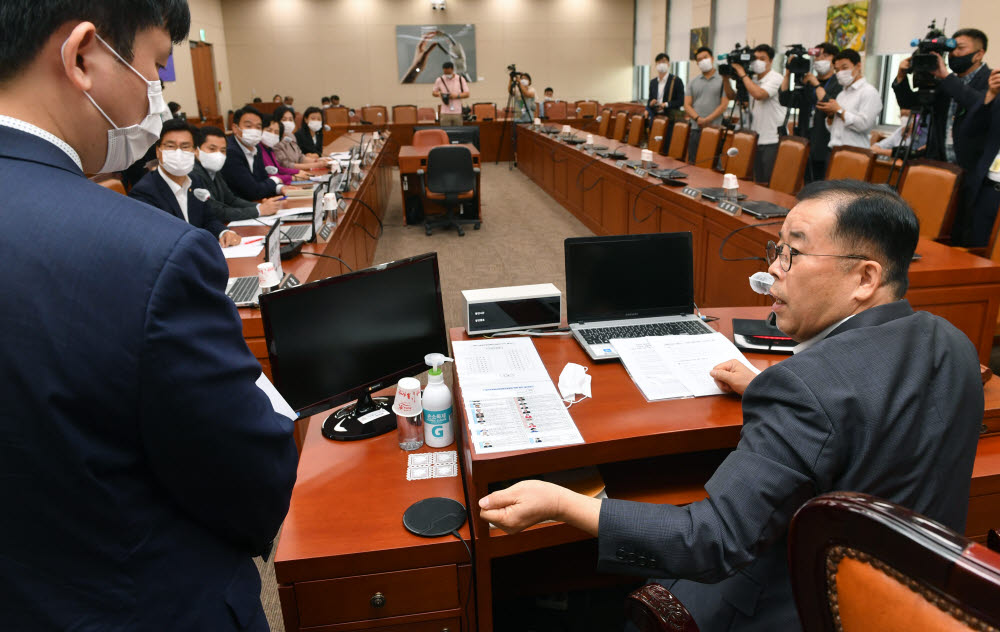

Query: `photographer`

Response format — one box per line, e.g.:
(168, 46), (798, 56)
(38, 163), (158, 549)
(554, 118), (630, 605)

(432, 61), (469, 126)
(892, 28), (991, 172)
(953, 69), (1000, 246)
(817, 49), (881, 149)
(725, 44), (787, 184)
(780, 43), (840, 181)
(508, 72), (536, 123)
(647, 53), (685, 124)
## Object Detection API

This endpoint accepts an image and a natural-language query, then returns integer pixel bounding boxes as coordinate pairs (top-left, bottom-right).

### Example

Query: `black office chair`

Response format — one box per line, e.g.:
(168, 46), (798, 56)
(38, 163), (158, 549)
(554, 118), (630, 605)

(417, 146), (481, 236)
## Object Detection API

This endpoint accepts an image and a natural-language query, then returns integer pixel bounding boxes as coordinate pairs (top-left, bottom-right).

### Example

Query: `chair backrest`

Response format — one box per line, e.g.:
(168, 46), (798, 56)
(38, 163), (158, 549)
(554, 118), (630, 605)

(360, 105), (388, 125)
(426, 146), (476, 196)
(473, 102), (496, 121)
(826, 145), (875, 181)
(694, 126), (723, 166)
(294, 110), (303, 130)
(597, 109), (612, 138)
(769, 136), (811, 195)
(790, 492), (1000, 632)
(413, 129), (450, 148)
(325, 106), (350, 125)
(96, 177), (126, 195)
(718, 130), (757, 179)
(666, 121), (689, 159)
(897, 159), (964, 241)
(545, 100), (568, 119)
(575, 101), (599, 118)
(612, 111), (629, 142)
(417, 107), (437, 123)
(648, 118), (670, 154)
(392, 104), (418, 124)
(626, 114), (645, 147)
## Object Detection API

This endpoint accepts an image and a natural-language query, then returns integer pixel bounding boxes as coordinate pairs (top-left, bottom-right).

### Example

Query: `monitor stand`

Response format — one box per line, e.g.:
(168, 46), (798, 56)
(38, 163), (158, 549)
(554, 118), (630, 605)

(321, 392), (396, 441)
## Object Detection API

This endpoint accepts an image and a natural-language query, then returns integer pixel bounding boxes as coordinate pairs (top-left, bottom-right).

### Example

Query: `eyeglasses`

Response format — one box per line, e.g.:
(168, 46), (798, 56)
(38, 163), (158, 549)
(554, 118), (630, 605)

(161, 142), (194, 151)
(765, 240), (869, 272)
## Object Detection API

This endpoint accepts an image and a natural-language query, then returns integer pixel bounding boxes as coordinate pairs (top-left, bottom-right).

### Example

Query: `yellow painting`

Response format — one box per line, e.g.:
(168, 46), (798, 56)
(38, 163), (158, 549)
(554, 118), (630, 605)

(826, 1), (868, 51)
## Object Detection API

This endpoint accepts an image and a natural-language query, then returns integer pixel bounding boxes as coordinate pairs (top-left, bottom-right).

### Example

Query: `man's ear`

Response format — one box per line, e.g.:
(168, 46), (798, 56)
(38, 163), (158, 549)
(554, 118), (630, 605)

(853, 260), (883, 302)
(61, 22), (100, 93)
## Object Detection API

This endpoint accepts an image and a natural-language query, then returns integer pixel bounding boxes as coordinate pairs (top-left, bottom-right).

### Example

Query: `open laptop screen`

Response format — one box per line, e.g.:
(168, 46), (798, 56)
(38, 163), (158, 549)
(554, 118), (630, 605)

(565, 232), (695, 323)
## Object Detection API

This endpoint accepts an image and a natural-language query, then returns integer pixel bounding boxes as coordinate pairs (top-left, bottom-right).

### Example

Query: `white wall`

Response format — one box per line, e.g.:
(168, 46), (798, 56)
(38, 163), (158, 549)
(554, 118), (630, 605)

(164, 0), (234, 119)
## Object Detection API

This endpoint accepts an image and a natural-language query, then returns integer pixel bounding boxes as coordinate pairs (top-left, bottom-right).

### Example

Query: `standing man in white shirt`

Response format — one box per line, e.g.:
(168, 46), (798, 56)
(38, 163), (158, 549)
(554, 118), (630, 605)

(648, 52), (686, 125)
(433, 61), (469, 127)
(726, 44), (787, 184)
(817, 49), (882, 150)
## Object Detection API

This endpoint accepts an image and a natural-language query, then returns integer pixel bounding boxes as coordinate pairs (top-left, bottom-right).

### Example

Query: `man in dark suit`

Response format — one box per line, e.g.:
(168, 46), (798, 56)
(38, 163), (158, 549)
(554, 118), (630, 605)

(191, 125), (283, 223)
(956, 68), (1000, 247)
(221, 106), (285, 201)
(647, 52), (685, 125)
(0, 2), (298, 630)
(479, 180), (983, 631)
(129, 118), (241, 246)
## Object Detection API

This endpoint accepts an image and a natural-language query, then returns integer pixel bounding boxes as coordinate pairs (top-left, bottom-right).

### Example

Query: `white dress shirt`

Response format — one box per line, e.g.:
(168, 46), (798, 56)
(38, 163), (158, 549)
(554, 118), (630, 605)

(0, 115), (83, 171)
(157, 167), (191, 223)
(656, 74), (668, 104)
(749, 70), (787, 145)
(825, 77), (882, 149)
(237, 137), (283, 192)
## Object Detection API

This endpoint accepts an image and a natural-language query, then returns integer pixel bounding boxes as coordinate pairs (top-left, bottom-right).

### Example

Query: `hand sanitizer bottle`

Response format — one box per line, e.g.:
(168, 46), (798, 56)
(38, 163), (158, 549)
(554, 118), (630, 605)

(423, 353), (455, 448)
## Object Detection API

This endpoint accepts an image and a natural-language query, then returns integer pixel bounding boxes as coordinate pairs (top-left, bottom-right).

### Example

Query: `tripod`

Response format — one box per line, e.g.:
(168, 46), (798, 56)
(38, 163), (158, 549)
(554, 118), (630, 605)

(717, 79), (749, 171)
(886, 94), (934, 189)
(495, 68), (533, 169)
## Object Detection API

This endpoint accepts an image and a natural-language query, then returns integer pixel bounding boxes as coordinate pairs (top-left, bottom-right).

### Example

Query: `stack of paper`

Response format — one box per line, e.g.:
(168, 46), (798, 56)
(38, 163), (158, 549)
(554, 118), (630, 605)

(220, 236), (265, 259)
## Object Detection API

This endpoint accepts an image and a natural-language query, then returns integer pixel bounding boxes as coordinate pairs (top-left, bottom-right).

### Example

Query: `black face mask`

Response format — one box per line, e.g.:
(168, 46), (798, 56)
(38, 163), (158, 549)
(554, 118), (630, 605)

(948, 51), (978, 74)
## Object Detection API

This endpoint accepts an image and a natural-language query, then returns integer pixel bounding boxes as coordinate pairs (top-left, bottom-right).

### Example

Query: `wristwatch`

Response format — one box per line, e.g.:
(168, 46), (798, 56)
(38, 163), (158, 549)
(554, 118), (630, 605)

(837, 108), (845, 117)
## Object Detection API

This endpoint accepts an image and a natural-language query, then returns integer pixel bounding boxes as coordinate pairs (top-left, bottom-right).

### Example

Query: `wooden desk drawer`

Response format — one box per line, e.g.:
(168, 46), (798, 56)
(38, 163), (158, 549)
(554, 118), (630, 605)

(361, 616), (461, 632)
(296, 565), (459, 627)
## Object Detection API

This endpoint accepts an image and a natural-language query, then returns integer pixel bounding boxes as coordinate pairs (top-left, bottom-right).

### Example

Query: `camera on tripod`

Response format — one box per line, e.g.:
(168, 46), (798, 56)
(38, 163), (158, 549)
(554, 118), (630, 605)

(784, 44), (813, 76)
(718, 44), (754, 78)
(908, 20), (956, 90)
(507, 63), (518, 76)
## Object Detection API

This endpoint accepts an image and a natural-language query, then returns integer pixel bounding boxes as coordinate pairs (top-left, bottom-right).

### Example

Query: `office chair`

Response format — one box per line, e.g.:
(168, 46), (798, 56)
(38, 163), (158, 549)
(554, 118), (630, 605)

(897, 159), (964, 242)
(361, 105), (388, 126)
(693, 126), (723, 166)
(597, 109), (612, 138)
(545, 101), (569, 119)
(626, 114), (645, 147)
(326, 106), (350, 125)
(719, 130), (757, 180)
(417, 146), (480, 236)
(473, 102), (497, 121)
(612, 111), (629, 142)
(665, 121), (689, 160)
(392, 104), (418, 124)
(648, 118), (669, 154)
(826, 146), (876, 181)
(413, 129), (450, 148)
(769, 136), (810, 195)
(575, 100), (599, 118)
(417, 106), (438, 123)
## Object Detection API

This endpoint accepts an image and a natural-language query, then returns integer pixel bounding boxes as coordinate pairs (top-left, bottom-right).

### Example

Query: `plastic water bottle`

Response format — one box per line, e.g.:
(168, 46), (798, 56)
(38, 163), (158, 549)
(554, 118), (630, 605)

(423, 353), (454, 448)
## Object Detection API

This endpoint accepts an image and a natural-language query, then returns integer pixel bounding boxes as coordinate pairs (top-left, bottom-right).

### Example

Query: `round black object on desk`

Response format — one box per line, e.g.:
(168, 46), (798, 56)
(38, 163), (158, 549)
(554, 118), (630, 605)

(403, 497), (467, 537)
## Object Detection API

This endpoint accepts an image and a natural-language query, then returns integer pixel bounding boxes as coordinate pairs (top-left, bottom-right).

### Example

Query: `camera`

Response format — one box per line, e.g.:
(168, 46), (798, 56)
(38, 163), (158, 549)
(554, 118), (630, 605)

(441, 92), (451, 106)
(784, 44), (812, 76)
(718, 44), (754, 78)
(908, 20), (956, 90)
(507, 63), (518, 75)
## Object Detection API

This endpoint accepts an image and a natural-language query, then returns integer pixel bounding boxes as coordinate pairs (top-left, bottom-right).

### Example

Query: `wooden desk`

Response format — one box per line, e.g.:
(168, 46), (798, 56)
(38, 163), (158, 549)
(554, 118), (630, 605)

(451, 309), (1000, 632)
(229, 133), (392, 380)
(274, 408), (473, 632)
(516, 125), (1000, 365)
(398, 144), (482, 226)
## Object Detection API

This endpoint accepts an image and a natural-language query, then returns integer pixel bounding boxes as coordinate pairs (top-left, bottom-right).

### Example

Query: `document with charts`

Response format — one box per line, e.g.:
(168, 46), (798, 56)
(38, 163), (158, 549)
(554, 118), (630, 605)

(612, 332), (760, 402)
(452, 338), (584, 455)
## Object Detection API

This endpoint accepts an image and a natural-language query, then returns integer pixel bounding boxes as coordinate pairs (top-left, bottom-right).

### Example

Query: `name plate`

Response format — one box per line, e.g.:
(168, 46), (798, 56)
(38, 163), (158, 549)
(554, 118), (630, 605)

(319, 223), (334, 240)
(717, 200), (743, 216)
(615, 160), (626, 168)
(634, 168), (648, 178)
(681, 186), (701, 199)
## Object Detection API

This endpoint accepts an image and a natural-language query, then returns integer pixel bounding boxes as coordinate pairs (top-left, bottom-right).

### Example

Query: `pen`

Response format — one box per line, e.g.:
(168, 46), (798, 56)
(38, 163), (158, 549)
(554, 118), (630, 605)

(243, 237), (264, 245)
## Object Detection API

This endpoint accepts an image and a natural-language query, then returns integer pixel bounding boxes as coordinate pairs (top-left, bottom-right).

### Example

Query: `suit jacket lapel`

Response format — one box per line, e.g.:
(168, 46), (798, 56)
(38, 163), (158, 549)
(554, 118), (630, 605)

(828, 301), (914, 340)
(151, 171), (184, 220)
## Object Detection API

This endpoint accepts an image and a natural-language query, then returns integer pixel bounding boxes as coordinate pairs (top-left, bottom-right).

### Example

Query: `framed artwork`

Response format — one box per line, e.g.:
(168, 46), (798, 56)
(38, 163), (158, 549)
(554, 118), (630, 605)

(396, 24), (477, 84)
(690, 27), (710, 60)
(826, 1), (868, 51)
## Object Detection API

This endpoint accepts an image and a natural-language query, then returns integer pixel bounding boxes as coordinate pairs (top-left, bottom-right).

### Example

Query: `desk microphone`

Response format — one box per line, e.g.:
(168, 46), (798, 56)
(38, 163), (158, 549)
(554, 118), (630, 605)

(656, 147), (738, 186)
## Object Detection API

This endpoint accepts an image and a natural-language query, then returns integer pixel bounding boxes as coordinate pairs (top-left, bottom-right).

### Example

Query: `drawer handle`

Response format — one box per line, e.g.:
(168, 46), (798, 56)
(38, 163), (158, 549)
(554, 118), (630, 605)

(370, 592), (386, 609)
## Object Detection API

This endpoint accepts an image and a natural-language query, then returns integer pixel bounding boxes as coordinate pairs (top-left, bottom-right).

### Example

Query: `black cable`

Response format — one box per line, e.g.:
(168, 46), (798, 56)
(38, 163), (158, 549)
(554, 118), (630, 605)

(347, 196), (385, 239)
(581, 175), (603, 192)
(717, 219), (784, 262)
(352, 220), (378, 241)
(550, 149), (568, 164)
(630, 180), (666, 226)
(299, 251), (354, 272)
(450, 529), (475, 626)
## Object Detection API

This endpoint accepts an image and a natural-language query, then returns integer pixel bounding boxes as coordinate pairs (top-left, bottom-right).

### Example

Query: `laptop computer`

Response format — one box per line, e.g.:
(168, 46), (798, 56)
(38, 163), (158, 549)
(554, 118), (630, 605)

(225, 221), (300, 307)
(280, 181), (328, 244)
(565, 232), (714, 361)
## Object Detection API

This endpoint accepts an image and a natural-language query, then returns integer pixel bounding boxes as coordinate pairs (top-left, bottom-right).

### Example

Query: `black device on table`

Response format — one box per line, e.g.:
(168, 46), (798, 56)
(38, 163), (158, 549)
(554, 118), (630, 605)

(260, 252), (449, 441)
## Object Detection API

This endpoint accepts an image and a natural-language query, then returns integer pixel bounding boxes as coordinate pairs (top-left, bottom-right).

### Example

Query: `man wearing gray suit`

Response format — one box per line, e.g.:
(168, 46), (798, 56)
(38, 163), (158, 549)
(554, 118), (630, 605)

(479, 180), (984, 631)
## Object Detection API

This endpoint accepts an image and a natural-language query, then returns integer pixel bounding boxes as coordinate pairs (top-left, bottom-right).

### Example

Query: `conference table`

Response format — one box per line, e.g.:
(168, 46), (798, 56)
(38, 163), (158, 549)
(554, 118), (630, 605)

(516, 124), (1000, 365)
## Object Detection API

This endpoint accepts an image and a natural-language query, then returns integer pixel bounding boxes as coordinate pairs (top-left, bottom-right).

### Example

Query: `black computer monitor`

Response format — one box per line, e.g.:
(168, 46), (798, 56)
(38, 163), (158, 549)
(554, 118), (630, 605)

(259, 252), (448, 441)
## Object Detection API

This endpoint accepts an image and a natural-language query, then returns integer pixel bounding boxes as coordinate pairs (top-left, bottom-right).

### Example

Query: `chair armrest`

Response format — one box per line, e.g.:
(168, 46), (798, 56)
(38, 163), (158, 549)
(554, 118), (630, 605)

(624, 583), (700, 632)
(473, 167), (481, 174)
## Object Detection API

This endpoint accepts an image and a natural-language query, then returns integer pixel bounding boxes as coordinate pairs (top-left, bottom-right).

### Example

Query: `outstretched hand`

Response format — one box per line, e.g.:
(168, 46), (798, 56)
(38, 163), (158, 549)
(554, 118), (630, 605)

(710, 359), (757, 396)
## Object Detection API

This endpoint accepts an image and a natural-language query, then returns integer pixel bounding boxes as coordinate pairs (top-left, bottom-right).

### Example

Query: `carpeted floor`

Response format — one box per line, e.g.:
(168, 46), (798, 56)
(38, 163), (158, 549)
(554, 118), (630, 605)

(256, 161), (593, 631)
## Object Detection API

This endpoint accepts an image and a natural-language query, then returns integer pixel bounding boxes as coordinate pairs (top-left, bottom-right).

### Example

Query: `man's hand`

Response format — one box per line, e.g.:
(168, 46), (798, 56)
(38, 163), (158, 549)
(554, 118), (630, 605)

(931, 52), (949, 80)
(987, 68), (1000, 103)
(259, 196), (284, 216)
(479, 480), (567, 535)
(710, 359), (757, 396)
(815, 98), (840, 115)
(896, 56), (912, 81)
(871, 144), (892, 157)
(802, 72), (819, 87)
(696, 116), (708, 127)
(734, 64), (747, 79)
(218, 230), (241, 248)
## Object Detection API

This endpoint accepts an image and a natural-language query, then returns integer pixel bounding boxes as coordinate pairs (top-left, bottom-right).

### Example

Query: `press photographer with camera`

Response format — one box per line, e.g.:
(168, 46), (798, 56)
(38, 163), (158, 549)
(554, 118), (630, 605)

(724, 44), (787, 184)
(892, 28), (990, 172)
(816, 49), (882, 150)
(647, 52), (686, 124)
(780, 42), (841, 181)
(952, 68), (1000, 247)
(507, 71), (536, 123)
(432, 61), (469, 126)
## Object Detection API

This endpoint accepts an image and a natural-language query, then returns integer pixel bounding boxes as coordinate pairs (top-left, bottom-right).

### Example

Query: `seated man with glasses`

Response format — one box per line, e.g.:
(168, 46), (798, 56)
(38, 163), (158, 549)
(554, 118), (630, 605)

(478, 179), (984, 631)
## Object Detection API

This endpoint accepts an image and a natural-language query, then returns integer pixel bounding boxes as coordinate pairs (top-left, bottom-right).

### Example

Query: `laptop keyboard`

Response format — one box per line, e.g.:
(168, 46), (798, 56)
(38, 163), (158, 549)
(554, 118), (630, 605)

(580, 320), (709, 344)
(279, 224), (310, 243)
(227, 276), (259, 304)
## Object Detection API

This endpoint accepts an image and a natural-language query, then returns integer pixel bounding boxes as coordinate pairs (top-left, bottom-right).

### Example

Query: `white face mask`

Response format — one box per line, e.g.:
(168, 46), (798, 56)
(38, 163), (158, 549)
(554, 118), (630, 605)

(160, 148), (195, 177)
(813, 59), (832, 76)
(239, 127), (262, 147)
(520, 79), (530, 86)
(71, 34), (169, 174)
(322, 104), (330, 109)
(307, 120), (323, 132)
(836, 69), (856, 86)
(281, 120), (295, 135)
(656, 63), (670, 74)
(261, 130), (280, 148)
(698, 58), (714, 73)
(558, 363), (592, 403)
(750, 59), (767, 75)
(199, 150), (226, 172)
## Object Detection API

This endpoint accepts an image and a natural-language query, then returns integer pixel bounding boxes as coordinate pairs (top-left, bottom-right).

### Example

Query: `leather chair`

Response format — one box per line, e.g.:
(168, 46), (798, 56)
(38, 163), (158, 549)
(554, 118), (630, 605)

(693, 126), (723, 166)
(826, 145), (876, 181)
(897, 159), (964, 242)
(576, 100), (599, 118)
(360, 105), (388, 125)
(597, 109), (612, 138)
(769, 136), (811, 195)
(472, 102), (497, 121)
(294, 110), (303, 130)
(666, 121), (689, 160)
(412, 129), (450, 148)
(626, 114), (645, 147)
(718, 130), (757, 180)
(417, 107), (437, 123)
(790, 492), (1000, 631)
(545, 100), (568, 120)
(417, 145), (480, 236)
(612, 111), (629, 142)
(326, 106), (350, 125)
(391, 104), (417, 124)
(648, 118), (669, 154)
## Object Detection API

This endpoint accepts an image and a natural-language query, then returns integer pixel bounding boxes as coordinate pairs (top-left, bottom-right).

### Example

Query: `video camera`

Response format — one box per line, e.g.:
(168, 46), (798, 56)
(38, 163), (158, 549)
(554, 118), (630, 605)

(718, 44), (754, 78)
(908, 20), (956, 90)
(784, 44), (813, 76)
